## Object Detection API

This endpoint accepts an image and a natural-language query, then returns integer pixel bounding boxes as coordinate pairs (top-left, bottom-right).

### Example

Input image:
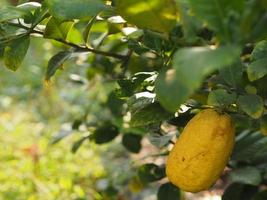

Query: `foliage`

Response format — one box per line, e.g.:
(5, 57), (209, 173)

(1, 0), (267, 199)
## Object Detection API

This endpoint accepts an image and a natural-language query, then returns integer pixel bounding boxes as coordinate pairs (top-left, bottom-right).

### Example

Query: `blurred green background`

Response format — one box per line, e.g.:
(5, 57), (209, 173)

(0, 17), (158, 200)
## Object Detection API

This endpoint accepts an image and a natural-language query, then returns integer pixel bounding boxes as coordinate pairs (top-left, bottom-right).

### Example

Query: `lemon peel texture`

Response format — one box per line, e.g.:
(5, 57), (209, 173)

(166, 109), (235, 193)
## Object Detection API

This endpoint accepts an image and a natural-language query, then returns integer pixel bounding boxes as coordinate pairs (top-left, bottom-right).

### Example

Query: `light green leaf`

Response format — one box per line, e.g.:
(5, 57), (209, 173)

(45, 51), (72, 81)
(46, 0), (108, 20)
(4, 35), (30, 71)
(229, 167), (262, 186)
(83, 16), (97, 45)
(44, 17), (74, 40)
(251, 40), (267, 61)
(237, 94), (264, 119)
(207, 89), (236, 107)
(155, 46), (240, 112)
(0, 6), (27, 22)
(116, 0), (177, 33)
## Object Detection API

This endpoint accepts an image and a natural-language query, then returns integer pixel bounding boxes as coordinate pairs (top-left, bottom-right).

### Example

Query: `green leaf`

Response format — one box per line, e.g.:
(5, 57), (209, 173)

(175, 0), (200, 42)
(72, 119), (83, 130)
(155, 46), (240, 112)
(46, 0), (108, 20)
(247, 58), (267, 81)
(157, 182), (180, 200)
(0, 44), (4, 59)
(251, 40), (267, 61)
(186, 0), (244, 40)
(45, 51), (72, 81)
(0, 6), (27, 22)
(130, 102), (172, 127)
(219, 61), (243, 88)
(229, 167), (262, 186)
(106, 91), (124, 117)
(237, 94), (264, 119)
(116, 0), (177, 33)
(44, 17), (74, 40)
(222, 183), (258, 200)
(232, 131), (267, 164)
(4, 35), (30, 71)
(138, 163), (166, 183)
(247, 40), (267, 81)
(148, 132), (175, 148)
(207, 89), (236, 107)
(122, 133), (142, 153)
(71, 137), (88, 153)
(91, 123), (119, 144)
(83, 16), (97, 45)
(260, 115), (267, 136)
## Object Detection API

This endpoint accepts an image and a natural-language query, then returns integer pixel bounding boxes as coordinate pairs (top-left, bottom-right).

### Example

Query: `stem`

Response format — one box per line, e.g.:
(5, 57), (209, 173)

(7, 22), (127, 60)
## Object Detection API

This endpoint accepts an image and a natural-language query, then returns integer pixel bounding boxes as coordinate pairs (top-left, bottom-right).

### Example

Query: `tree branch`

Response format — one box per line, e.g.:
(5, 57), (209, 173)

(7, 22), (127, 60)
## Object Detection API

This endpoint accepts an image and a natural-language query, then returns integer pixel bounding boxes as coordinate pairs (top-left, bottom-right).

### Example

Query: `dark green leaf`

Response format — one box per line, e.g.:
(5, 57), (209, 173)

(157, 182), (180, 200)
(254, 190), (267, 200)
(229, 167), (262, 186)
(219, 61), (243, 88)
(45, 51), (72, 81)
(260, 115), (267, 136)
(71, 137), (88, 153)
(222, 183), (258, 200)
(232, 131), (267, 164)
(116, 0), (177, 33)
(91, 123), (119, 144)
(138, 163), (166, 183)
(237, 94), (264, 119)
(72, 119), (83, 130)
(130, 102), (172, 127)
(107, 91), (124, 117)
(207, 89), (236, 107)
(167, 111), (194, 127)
(44, 17), (74, 40)
(4, 35), (30, 71)
(122, 133), (142, 153)
(0, 44), (4, 59)
(175, 0), (200, 42)
(155, 46), (240, 112)
(46, 0), (108, 20)
(186, 0), (244, 40)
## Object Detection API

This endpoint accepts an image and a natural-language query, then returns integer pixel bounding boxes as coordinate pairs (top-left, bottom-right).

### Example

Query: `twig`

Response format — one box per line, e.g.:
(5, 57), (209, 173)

(119, 49), (133, 77)
(7, 22), (127, 60)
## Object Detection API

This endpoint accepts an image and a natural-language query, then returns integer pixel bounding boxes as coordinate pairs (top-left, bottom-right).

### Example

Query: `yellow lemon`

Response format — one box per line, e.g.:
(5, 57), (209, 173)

(166, 109), (235, 193)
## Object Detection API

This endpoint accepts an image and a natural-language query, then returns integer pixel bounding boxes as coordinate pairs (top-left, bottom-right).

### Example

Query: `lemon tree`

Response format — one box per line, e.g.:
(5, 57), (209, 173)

(1, 0), (267, 199)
